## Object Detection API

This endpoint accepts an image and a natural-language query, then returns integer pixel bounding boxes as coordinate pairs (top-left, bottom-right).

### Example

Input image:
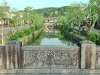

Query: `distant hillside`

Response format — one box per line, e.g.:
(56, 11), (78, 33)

(34, 6), (70, 17)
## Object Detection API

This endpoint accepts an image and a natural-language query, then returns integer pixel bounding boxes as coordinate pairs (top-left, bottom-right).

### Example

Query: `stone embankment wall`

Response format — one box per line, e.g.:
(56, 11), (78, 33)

(19, 28), (43, 45)
(0, 25), (30, 44)
(58, 26), (84, 44)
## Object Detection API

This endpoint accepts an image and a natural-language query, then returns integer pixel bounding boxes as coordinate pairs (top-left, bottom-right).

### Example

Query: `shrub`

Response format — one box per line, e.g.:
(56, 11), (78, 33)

(67, 26), (73, 32)
(73, 30), (78, 35)
(8, 34), (18, 40)
(64, 25), (73, 32)
(26, 29), (32, 35)
(14, 31), (24, 38)
(29, 26), (35, 32)
(8, 25), (42, 41)
(96, 32), (100, 45)
(35, 25), (42, 30)
(60, 25), (64, 28)
(22, 29), (28, 36)
(86, 32), (96, 43)
(18, 31), (25, 38)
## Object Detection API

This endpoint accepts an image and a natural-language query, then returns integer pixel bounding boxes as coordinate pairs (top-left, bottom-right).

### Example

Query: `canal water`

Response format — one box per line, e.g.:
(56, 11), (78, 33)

(28, 30), (77, 46)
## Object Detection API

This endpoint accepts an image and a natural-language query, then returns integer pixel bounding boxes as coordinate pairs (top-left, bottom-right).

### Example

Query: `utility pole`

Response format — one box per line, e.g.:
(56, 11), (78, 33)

(0, 20), (4, 45)
(1, 20), (4, 45)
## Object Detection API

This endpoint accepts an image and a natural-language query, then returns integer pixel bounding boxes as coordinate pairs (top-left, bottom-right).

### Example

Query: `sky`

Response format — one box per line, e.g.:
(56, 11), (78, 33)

(0, 0), (89, 10)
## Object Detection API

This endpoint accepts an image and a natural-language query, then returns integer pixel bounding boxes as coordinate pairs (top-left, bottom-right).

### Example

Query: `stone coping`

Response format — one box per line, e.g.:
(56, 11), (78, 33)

(97, 46), (100, 51)
(0, 46), (5, 48)
(0, 69), (100, 74)
(22, 46), (80, 51)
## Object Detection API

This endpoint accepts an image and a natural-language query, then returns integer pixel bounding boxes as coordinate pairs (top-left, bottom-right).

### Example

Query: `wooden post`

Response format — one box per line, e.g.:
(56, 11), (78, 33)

(79, 40), (96, 69)
(5, 41), (22, 69)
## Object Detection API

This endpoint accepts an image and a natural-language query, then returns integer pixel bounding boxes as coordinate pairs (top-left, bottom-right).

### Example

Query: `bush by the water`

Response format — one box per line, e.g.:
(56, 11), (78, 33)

(59, 24), (100, 45)
(73, 30), (78, 35)
(87, 32), (97, 43)
(96, 32), (100, 45)
(64, 25), (73, 32)
(60, 25), (73, 32)
(86, 31), (100, 45)
(8, 25), (42, 40)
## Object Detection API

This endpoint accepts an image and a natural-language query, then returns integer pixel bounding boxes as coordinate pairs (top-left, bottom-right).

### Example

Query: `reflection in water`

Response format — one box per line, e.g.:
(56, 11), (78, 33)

(28, 30), (77, 46)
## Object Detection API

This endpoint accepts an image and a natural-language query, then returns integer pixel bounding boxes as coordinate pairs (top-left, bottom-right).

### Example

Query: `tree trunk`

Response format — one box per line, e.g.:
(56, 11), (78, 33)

(78, 25), (81, 35)
(89, 15), (98, 33)
(2, 23), (4, 45)
(78, 21), (81, 36)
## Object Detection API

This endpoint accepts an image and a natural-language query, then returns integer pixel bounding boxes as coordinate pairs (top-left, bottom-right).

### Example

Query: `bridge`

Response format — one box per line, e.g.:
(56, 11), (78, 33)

(0, 40), (100, 75)
(44, 17), (57, 33)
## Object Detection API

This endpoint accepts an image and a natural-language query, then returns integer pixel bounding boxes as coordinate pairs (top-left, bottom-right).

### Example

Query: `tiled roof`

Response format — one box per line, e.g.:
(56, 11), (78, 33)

(45, 17), (57, 20)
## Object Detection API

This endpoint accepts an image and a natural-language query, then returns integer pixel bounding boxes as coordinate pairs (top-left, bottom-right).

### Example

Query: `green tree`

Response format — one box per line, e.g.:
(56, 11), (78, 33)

(65, 3), (87, 35)
(88, 0), (100, 32)
(43, 12), (49, 17)
(0, 0), (10, 45)
(24, 6), (33, 25)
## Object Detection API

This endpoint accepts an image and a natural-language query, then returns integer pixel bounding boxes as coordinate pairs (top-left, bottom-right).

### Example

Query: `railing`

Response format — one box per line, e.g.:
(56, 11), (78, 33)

(0, 40), (99, 70)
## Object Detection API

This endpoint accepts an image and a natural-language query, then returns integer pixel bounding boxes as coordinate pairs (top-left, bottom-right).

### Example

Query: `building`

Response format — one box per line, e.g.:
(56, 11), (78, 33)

(45, 17), (57, 23)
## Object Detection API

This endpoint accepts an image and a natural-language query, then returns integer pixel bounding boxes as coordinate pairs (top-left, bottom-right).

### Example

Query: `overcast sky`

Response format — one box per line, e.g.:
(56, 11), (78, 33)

(0, 0), (89, 10)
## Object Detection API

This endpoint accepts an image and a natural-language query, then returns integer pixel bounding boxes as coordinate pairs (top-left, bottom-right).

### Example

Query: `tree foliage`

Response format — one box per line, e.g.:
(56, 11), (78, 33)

(57, 0), (100, 34)
(0, 2), (45, 27)
(88, 0), (100, 32)
(34, 6), (70, 17)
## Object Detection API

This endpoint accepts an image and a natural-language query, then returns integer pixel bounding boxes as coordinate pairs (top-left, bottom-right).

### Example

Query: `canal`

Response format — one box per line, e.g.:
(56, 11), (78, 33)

(28, 30), (77, 46)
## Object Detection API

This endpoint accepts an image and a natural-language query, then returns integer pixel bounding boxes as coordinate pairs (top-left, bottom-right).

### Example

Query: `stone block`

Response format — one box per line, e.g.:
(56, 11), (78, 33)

(79, 40), (96, 69)
(5, 41), (22, 69)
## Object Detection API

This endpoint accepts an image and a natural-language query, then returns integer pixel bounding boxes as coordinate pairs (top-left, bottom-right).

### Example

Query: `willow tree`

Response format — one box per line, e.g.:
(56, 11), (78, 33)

(9, 11), (22, 27)
(88, 0), (100, 32)
(29, 10), (35, 25)
(57, 15), (67, 26)
(24, 6), (33, 25)
(34, 13), (45, 27)
(0, 0), (10, 45)
(66, 5), (78, 29)
(66, 3), (87, 34)
(75, 3), (87, 34)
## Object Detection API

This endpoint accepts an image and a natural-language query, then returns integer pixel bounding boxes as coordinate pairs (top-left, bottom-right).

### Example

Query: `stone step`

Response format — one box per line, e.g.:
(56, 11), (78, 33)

(0, 69), (100, 75)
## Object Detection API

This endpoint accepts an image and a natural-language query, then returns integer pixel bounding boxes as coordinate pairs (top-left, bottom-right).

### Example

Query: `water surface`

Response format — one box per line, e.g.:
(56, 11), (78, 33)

(28, 31), (77, 46)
